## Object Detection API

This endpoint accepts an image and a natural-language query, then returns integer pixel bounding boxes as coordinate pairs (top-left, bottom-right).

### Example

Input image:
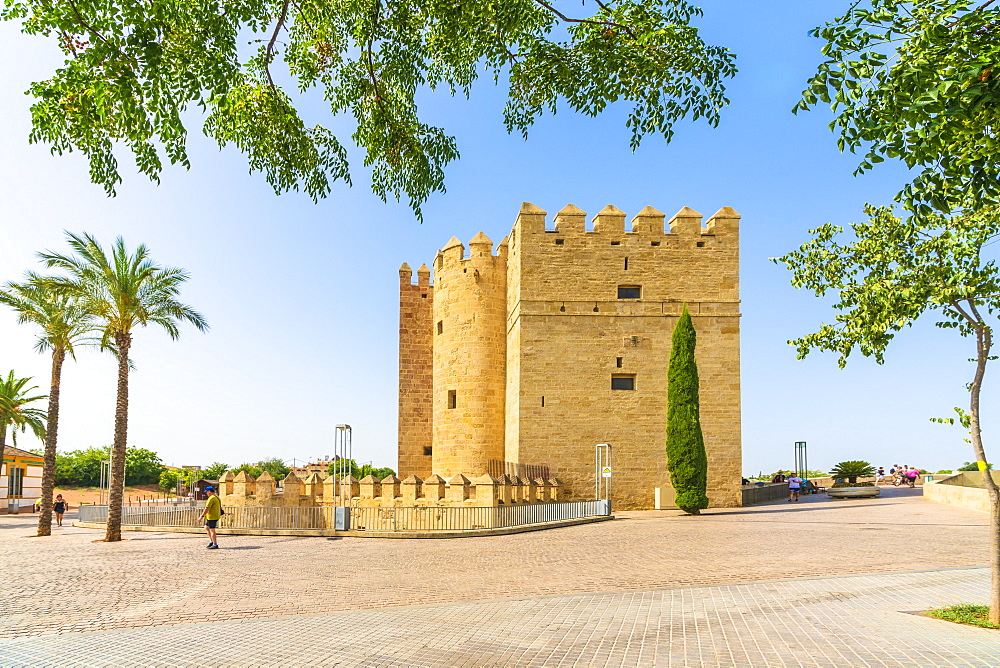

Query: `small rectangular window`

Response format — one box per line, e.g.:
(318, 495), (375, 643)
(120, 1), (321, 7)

(448, 390), (457, 409)
(423, 446), (433, 456)
(555, 239), (564, 245)
(541, 396), (545, 407)
(696, 241), (706, 247)
(616, 357), (623, 368)
(611, 375), (635, 391)
(651, 241), (661, 247)
(610, 241), (621, 246)
(437, 321), (443, 334)
(421, 293), (427, 298)
(618, 285), (641, 299)
(624, 257), (629, 270)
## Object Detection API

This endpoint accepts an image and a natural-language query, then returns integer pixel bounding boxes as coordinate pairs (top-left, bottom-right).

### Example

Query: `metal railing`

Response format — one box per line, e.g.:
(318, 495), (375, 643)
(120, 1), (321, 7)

(487, 460), (551, 480)
(78, 500), (610, 532)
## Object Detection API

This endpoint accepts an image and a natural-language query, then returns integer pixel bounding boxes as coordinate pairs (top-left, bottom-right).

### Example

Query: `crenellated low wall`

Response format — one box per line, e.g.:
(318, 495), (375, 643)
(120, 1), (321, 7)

(217, 470), (565, 509)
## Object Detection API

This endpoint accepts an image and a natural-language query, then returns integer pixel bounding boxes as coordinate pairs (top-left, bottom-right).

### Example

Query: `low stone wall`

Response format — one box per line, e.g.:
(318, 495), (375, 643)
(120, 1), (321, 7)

(218, 470), (565, 510)
(924, 471), (1000, 513)
(741, 483), (788, 505)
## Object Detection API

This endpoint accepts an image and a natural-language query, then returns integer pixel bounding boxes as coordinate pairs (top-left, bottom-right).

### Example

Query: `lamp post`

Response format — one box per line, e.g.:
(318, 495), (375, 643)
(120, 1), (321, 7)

(333, 424), (352, 505)
(794, 441), (808, 479)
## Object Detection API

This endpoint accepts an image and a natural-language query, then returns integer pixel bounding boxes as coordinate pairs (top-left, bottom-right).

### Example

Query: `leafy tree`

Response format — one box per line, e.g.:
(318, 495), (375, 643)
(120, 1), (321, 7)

(53, 446), (109, 486)
(202, 462), (229, 480)
(0, 371), (47, 448)
(42, 232), (208, 542)
(797, 0), (1000, 215)
(124, 447), (164, 485)
(775, 204), (1000, 623)
(828, 460), (877, 484)
(257, 458), (290, 480)
(325, 459), (395, 479)
(231, 463), (264, 478)
(0, 0), (736, 218)
(183, 468), (205, 488)
(369, 466), (397, 480)
(158, 469), (181, 493)
(960, 461), (993, 472)
(665, 306), (708, 514)
(0, 276), (93, 536)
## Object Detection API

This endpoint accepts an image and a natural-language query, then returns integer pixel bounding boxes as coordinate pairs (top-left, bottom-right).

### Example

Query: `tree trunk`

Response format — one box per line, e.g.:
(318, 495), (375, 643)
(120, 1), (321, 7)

(37, 347), (65, 537)
(104, 332), (131, 542)
(966, 319), (1000, 625)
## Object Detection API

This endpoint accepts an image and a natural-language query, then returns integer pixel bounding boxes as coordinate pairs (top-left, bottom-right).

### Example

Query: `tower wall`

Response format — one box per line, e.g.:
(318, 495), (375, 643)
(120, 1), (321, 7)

(431, 234), (508, 478)
(505, 204), (742, 510)
(398, 263), (434, 478)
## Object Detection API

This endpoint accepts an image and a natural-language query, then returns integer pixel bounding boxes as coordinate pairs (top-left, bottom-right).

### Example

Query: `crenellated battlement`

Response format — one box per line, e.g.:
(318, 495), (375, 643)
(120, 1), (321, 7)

(433, 232), (508, 275)
(218, 469), (565, 508)
(510, 201), (740, 240)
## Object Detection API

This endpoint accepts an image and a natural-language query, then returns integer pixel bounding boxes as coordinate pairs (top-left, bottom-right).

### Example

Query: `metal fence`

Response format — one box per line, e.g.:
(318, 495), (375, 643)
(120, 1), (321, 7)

(487, 460), (551, 480)
(741, 483), (788, 505)
(78, 500), (611, 532)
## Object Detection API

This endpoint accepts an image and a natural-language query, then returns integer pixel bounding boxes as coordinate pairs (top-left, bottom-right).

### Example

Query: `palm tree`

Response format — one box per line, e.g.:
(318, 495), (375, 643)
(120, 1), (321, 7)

(0, 275), (92, 536)
(41, 233), (208, 542)
(0, 371), (47, 448)
(829, 460), (877, 485)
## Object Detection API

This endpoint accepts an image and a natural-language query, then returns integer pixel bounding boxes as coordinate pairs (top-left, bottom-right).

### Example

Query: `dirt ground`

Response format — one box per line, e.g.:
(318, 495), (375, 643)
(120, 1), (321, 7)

(39, 484), (168, 509)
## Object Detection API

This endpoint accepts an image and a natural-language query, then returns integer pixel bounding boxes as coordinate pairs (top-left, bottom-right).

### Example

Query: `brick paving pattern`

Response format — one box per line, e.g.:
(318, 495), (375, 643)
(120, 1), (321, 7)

(0, 486), (995, 666)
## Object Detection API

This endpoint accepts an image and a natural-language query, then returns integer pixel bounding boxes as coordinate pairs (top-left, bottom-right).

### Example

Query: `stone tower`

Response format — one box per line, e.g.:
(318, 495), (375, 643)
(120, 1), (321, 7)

(398, 202), (742, 510)
(430, 233), (508, 478)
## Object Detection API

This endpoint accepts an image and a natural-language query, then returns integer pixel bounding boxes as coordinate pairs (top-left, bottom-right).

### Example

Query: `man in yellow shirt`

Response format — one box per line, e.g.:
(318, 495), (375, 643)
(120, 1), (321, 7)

(199, 486), (222, 549)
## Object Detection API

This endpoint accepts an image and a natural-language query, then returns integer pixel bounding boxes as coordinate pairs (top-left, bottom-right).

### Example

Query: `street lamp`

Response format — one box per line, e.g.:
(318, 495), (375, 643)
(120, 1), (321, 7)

(794, 441), (808, 479)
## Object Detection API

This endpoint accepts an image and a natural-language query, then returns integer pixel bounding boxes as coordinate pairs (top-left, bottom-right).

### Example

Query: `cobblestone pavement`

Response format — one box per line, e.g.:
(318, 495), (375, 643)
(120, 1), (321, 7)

(0, 486), (994, 665)
(0, 568), (995, 666)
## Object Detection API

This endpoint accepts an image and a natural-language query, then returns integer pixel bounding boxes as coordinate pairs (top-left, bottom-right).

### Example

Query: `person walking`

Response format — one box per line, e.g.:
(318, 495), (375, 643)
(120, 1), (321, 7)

(199, 486), (222, 549)
(876, 467), (886, 485)
(906, 467), (920, 488)
(53, 494), (68, 526)
(788, 474), (804, 502)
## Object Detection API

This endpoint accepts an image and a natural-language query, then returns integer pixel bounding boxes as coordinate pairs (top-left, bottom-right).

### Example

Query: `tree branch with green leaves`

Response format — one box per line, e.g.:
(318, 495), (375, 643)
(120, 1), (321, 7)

(773, 204), (1000, 623)
(1, 0), (735, 219)
(798, 0), (1000, 214)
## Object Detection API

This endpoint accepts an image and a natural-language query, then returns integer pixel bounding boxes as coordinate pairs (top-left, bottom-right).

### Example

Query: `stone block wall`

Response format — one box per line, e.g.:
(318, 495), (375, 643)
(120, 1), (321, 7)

(398, 201), (743, 510)
(218, 470), (564, 508)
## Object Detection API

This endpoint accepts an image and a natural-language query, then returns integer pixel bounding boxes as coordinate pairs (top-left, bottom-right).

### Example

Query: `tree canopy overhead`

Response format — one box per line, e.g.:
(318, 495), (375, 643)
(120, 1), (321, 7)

(1, 0), (736, 218)
(798, 0), (1000, 214)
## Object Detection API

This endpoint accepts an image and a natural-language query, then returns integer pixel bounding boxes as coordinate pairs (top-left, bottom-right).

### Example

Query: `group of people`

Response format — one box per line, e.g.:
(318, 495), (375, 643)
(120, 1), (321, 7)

(876, 465), (920, 487)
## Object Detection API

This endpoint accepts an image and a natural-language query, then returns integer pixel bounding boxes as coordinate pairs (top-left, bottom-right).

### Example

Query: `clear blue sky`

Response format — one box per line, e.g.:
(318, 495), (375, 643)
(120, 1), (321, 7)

(0, 2), (992, 477)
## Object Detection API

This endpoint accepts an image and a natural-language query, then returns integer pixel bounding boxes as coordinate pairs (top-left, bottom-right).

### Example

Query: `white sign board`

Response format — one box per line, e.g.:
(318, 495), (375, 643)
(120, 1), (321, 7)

(601, 467), (612, 478)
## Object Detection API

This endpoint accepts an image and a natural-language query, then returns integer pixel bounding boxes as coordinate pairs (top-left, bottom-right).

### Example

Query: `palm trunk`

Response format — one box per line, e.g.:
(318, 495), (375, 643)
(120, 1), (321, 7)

(967, 319), (1000, 625)
(104, 332), (131, 542)
(37, 347), (65, 537)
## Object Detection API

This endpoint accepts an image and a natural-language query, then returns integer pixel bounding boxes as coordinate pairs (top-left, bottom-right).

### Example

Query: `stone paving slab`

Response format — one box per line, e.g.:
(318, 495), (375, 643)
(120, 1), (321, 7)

(0, 568), (995, 667)
(0, 486), (990, 640)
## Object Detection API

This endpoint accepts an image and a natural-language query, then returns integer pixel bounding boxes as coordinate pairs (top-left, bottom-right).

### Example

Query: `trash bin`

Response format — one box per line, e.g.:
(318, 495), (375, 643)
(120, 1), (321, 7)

(925, 475), (934, 483)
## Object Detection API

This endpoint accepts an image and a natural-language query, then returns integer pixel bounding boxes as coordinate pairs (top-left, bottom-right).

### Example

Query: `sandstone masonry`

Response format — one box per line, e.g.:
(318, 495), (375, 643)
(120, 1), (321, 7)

(399, 202), (742, 510)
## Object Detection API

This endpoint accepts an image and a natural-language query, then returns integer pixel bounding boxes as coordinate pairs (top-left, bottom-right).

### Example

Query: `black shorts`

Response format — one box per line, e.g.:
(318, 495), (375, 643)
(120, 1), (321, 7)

(205, 519), (218, 528)
(789, 487), (801, 493)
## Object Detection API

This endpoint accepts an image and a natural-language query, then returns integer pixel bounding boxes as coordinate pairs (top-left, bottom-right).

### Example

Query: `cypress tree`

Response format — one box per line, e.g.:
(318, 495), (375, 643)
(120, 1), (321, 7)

(666, 305), (709, 514)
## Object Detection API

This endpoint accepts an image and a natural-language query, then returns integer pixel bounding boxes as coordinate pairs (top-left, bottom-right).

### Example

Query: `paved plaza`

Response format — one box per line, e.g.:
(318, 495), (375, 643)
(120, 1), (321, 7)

(0, 486), (995, 666)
